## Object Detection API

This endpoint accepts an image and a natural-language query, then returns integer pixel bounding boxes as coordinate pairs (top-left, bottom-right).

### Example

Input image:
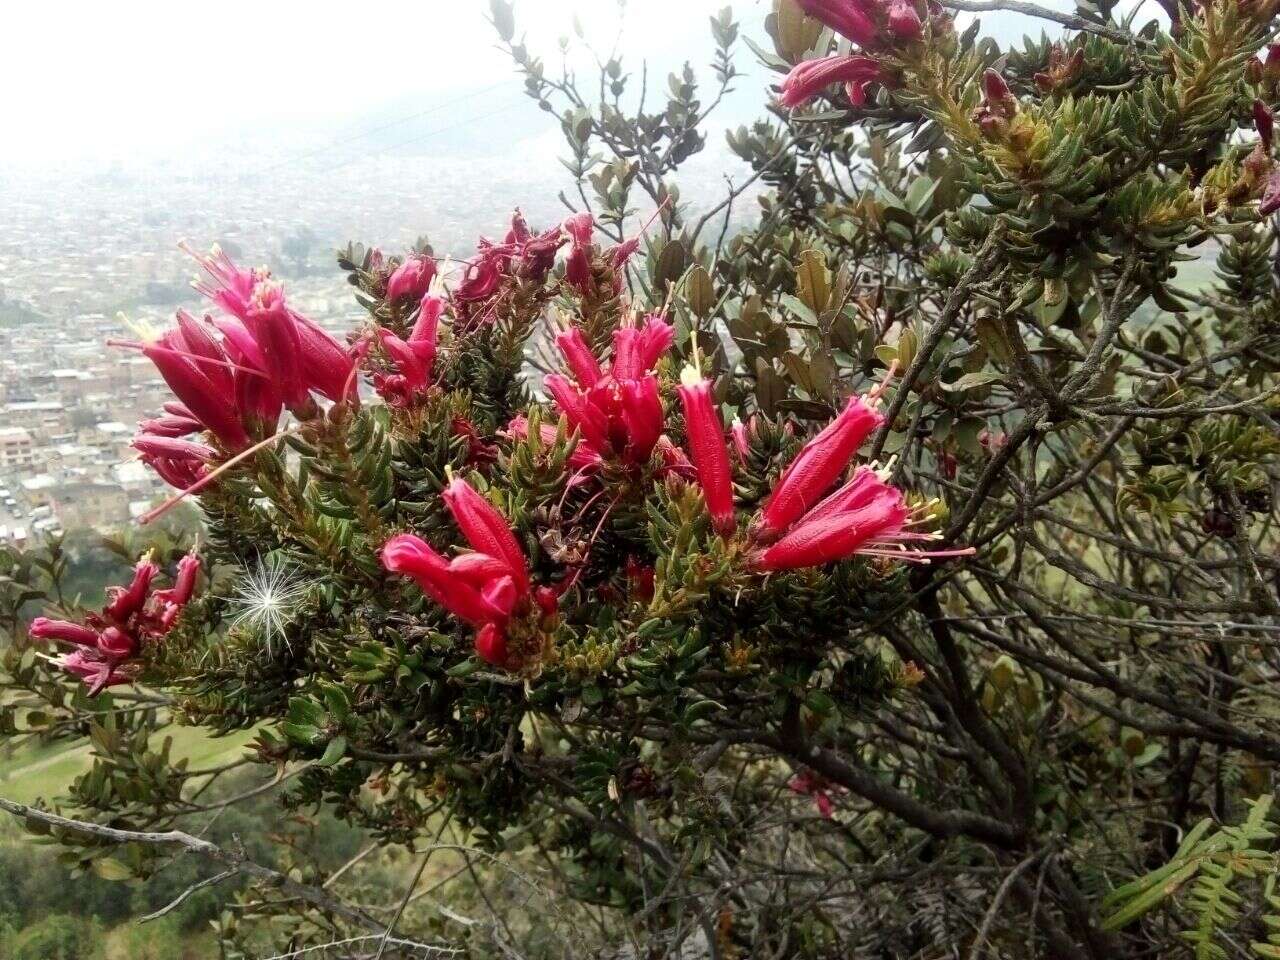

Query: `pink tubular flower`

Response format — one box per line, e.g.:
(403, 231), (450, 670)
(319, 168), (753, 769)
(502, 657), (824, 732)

(731, 418), (751, 463)
(562, 212), (595, 293)
(142, 324), (251, 452)
(30, 550), (203, 695)
(385, 254), (437, 304)
(796, 0), (879, 46)
(185, 244), (355, 405)
(611, 315), (675, 380)
(780, 55), (883, 108)
(155, 549), (201, 607)
(752, 466), (975, 571)
(543, 316), (675, 468)
(887, 0), (922, 40)
(131, 435), (217, 463)
(382, 482), (550, 670)
(545, 374), (613, 452)
(756, 395), (885, 540)
(105, 557), (160, 622)
(556, 328), (605, 388)
(381, 534), (514, 627)
(755, 470), (906, 570)
(442, 478), (530, 593)
(56, 649), (134, 696)
(29, 617), (100, 647)
(677, 372), (736, 536)
(788, 768), (844, 819)
(455, 251), (503, 303)
(373, 297), (440, 406)
(138, 413), (203, 438)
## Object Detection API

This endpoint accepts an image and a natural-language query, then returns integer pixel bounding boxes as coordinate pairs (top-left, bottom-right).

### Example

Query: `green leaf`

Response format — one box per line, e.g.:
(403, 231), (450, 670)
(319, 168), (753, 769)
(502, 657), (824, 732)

(941, 372), (1002, 393)
(318, 736), (347, 768)
(446, 658), (483, 678)
(92, 858), (133, 881)
(795, 249), (830, 315)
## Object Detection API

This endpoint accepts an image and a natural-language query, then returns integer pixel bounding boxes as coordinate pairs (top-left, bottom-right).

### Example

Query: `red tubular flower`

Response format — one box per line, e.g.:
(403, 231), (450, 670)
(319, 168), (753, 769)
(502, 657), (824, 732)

(677, 372), (736, 536)
(796, 0), (879, 46)
(556, 327), (605, 388)
(474, 622), (508, 666)
(544, 374), (613, 452)
(245, 285), (308, 409)
(543, 315), (674, 468)
(619, 377), (664, 464)
(611, 315), (674, 380)
(441, 478), (530, 593)
(105, 557), (160, 622)
(131, 435), (217, 462)
(29, 617), (100, 647)
(381, 535), (507, 626)
(887, 0), (923, 40)
(291, 311), (357, 402)
(755, 487), (905, 571)
(155, 550), (201, 608)
(756, 395), (885, 541)
(780, 55), (883, 108)
(143, 327), (251, 452)
(385, 254), (437, 304)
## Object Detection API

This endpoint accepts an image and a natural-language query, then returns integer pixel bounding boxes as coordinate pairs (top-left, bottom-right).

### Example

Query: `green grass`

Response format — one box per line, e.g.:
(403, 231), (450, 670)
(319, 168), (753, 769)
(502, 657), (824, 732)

(0, 725), (257, 806)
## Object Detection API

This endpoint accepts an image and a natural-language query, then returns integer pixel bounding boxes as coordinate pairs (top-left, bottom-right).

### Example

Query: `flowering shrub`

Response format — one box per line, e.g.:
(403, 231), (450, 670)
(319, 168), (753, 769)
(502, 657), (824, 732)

(5, 0), (1280, 956)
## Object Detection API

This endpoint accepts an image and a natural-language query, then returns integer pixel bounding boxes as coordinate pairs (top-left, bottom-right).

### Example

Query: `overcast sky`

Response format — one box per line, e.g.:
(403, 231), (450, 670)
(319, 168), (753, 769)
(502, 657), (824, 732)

(3, 0), (1166, 176)
(4, 1), (776, 170)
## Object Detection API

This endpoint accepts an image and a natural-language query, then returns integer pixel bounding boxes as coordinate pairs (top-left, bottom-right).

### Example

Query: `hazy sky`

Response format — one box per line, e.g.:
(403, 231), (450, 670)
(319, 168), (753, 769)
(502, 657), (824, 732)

(3, 0), (1162, 176)
(5, 0), (774, 170)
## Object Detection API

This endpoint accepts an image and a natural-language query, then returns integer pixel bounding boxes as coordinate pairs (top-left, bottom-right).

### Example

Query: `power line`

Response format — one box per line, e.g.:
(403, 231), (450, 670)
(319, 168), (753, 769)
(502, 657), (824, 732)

(316, 101), (527, 175)
(261, 81), (511, 172)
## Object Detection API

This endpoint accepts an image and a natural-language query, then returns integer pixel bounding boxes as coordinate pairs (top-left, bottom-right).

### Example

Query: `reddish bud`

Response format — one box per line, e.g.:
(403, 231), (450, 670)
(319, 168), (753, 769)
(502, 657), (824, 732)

(677, 372), (736, 536)
(474, 622), (508, 666)
(385, 254), (437, 304)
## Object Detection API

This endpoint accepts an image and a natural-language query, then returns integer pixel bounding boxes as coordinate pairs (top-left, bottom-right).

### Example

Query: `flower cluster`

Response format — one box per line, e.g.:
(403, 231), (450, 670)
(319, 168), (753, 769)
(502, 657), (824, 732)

(780, 0), (950, 107)
(678, 386), (972, 571)
(28, 550), (201, 694)
(369, 289), (444, 407)
(537, 315), (677, 470)
(381, 478), (557, 668)
(447, 210), (567, 328)
(126, 246), (356, 484)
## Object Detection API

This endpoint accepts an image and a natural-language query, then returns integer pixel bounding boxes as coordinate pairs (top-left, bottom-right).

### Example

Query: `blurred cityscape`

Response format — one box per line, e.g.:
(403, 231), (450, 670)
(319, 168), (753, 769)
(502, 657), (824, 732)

(0, 135), (757, 543)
